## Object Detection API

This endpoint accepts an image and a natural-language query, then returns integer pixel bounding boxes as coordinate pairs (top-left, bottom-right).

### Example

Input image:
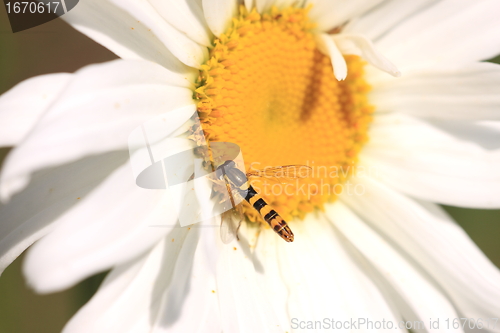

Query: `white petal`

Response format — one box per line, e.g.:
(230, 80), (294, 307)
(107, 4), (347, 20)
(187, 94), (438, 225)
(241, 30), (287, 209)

(64, 0), (207, 70)
(363, 113), (500, 208)
(269, 0), (296, 10)
(0, 152), (127, 276)
(341, 176), (500, 326)
(270, 222), (351, 331)
(148, 0), (212, 47)
(376, 0), (500, 71)
(371, 62), (500, 120)
(244, 0), (253, 11)
(255, 215), (404, 333)
(252, 229), (293, 331)
(369, 111), (500, 151)
(216, 223), (282, 333)
(428, 119), (500, 151)
(64, 227), (222, 333)
(64, 0), (191, 73)
(0, 74), (71, 147)
(63, 245), (162, 333)
(150, 227), (221, 333)
(108, 0), (208, 68)
(343, 0), (440, 41)
(156, 230), (222, 333)
(478, 120), (500, 133)
(307, 0), (385, 32)
(22, 159), (178, 292)
(315, 33), (347, 81)
(255, 0), (298, 12)
(273, 231), (327, 324)
(297, 216), (404, 332)
(62, 231), (185, 333)
(333, 33), (400, 77)
(326, 202), (464, 333)
(202, 0), (238, 38)
(255, 0), (273, 13)
(0, 60), (195, 200)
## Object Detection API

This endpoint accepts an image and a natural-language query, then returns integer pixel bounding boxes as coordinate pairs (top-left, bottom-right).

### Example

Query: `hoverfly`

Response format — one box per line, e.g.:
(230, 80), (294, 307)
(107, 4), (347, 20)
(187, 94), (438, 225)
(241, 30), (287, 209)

(215, 160), (310, 243)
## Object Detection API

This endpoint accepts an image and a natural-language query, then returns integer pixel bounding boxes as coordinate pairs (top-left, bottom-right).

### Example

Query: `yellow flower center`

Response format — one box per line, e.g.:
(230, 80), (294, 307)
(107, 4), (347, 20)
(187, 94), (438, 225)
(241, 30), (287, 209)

(194, 6), (373, 223)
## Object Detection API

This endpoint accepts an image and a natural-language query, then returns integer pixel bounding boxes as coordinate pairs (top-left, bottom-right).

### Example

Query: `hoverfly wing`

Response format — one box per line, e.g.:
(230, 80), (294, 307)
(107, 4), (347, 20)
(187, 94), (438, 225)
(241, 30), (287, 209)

(219, 210), (235, 244)
(246, 165), (311, 179)
(219, 182), (237, 244)
(219, 209), (243, 244)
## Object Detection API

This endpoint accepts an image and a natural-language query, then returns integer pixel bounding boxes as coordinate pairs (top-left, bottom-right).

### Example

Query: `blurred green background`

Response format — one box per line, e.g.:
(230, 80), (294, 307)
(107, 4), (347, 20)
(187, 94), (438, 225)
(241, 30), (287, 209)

(0, 6), (499, 333)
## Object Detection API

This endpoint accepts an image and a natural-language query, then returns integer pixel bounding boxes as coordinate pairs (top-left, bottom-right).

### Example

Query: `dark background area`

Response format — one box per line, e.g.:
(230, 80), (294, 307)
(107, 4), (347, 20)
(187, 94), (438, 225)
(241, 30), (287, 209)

(0, 5), (499, 333)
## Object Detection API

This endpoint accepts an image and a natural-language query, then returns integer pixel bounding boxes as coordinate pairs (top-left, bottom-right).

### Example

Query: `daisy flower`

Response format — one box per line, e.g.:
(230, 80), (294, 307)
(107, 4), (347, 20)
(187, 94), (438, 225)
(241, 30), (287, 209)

(1, 0), (500, 332)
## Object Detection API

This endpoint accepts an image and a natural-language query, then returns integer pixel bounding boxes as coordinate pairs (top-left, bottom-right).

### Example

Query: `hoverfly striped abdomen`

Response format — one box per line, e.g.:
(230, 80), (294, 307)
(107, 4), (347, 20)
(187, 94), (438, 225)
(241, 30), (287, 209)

(245, 186), (294, 242)
(216, 160), (296, 242)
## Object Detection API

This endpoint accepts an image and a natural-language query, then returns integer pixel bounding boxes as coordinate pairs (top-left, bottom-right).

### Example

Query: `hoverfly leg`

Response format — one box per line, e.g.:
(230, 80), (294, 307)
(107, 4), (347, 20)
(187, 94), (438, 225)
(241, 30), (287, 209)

(235, 220), (242, 241)
(234, 204), (244, 241)
(225, 183), (237, 208)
